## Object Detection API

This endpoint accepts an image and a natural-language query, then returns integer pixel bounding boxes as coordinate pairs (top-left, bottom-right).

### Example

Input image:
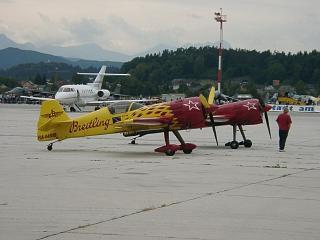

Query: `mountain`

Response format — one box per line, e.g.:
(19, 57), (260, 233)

(0, 34), (35, 50)
(0, 34), (131, 62)
(0, 47), (70, 69)
(0, 47), (123, 70)
(0, 33), (233, 67)
(39, 43), (132, 62)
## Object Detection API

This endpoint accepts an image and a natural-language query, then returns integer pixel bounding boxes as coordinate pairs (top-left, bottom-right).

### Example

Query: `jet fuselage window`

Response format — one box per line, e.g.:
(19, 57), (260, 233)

(63, 88), (71, 92)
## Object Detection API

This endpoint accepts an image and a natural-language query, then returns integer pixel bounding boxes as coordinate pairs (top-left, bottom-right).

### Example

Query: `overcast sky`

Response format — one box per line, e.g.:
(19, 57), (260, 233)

(0, 0), (319, 54)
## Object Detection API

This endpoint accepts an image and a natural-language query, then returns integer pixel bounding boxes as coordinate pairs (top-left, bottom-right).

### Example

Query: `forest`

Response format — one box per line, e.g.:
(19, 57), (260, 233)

(119, 47), (320, 96)
(1, 47), (320, 97)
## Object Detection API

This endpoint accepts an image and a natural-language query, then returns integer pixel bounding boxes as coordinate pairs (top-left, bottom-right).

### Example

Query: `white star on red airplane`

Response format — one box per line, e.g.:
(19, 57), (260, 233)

(243, 102), (257, 110)
(183, 100), (200, 111)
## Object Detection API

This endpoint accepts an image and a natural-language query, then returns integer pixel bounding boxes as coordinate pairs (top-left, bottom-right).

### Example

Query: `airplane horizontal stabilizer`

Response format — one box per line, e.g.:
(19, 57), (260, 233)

(77, 73), (130, 76)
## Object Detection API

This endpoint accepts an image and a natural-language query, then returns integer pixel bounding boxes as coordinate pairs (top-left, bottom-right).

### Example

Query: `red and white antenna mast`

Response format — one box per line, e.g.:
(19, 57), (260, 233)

(214, 8), (227, 94)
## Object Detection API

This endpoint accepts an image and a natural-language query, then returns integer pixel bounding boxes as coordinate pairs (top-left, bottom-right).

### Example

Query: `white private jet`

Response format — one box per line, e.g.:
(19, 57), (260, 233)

(22, 65), (131, 111)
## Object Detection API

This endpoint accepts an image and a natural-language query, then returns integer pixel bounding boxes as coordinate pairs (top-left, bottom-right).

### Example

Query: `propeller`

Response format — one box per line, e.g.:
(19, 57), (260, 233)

(199, 87), (219, 146)
(258, 97), (272, 139)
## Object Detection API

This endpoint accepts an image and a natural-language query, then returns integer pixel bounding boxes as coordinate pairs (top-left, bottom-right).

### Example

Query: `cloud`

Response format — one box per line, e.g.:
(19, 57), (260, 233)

(0, 0), (14, 3)
(63, 18), (105, 44)
(0, 0), (319, 54)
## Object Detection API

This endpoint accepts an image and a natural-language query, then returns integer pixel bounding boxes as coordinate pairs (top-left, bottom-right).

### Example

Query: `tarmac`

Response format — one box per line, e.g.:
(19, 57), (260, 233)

(0, 103), (320, 240)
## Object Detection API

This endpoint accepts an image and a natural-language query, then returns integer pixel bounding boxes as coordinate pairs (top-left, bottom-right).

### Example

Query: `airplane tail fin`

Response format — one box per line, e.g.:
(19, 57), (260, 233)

(37, 100), (71, 141)
(92, 65), (107, 90)
(77, 65), (130, 90)
(77, 65), (107, 90)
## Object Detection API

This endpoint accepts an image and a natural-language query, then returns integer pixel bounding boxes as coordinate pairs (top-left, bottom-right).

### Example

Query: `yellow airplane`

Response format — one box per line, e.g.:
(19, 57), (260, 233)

(36, 87), (271, 156)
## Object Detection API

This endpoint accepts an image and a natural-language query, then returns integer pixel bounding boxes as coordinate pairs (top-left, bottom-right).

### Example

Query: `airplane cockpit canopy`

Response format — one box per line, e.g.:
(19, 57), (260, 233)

(57, 87), (76, 92)
(108, 101), (144, 114)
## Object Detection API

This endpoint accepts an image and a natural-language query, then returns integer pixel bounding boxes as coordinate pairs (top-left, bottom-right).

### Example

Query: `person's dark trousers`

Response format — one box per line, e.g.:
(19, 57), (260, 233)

(279, 130), (289, 150)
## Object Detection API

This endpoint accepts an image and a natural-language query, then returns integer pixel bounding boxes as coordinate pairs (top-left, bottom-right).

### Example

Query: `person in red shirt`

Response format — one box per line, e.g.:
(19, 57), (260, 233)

(276, 107), (292, 152)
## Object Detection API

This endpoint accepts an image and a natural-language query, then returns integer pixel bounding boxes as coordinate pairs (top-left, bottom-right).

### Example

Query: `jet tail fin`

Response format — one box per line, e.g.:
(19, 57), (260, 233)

(37, 100), (72, 141)
(92, 65), (107, 90)
(77, 65), (130, 90)
(77, 65), (107, 90)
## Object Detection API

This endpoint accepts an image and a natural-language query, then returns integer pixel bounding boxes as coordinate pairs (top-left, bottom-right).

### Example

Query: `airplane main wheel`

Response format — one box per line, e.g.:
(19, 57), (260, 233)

(244, 139), (252, 148)
(183, 149), (192, 154)
(47, 144), (53, 151)
(230, 141), (239, 149)
(70, 107), (76, 112)
(165, 149), (175, 156)
(94, 106), (100, 111)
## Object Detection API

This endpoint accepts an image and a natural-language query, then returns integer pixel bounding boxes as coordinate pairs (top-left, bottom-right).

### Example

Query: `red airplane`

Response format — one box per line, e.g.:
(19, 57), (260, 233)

(37, 87), (272, 156)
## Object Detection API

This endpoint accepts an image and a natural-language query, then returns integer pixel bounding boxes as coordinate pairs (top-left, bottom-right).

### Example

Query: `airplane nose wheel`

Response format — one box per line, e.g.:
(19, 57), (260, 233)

(47, 143), (53, 151)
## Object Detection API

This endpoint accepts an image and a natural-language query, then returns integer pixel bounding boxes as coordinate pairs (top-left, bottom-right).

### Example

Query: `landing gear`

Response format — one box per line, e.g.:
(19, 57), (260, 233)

(225, 125), (252, 149)
(130, 135), (142, 144)
(94, 106), (100, 111)
(47, 143), (53, 151)
(46, 140), (60, 151)
(230, 140), (239, 149)
(70, 104), (81, 112)
(165, 149), (175, 156)
(154, 130), (196, 156)
(243, 139), (252, 148)
(182, 148), (193, 154)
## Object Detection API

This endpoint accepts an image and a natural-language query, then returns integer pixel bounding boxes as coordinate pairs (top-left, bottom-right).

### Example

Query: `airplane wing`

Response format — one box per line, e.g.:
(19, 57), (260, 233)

(86, 99), (160, 106)
(111, 92), (129, 97)
(114, 117), (172, 128)
(20, 96), (54, 101)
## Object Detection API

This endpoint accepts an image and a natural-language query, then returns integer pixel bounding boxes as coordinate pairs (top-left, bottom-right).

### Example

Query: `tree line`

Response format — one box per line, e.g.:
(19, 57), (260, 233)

(1, 47), (320, 96)
(120, 47), (320, 96)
